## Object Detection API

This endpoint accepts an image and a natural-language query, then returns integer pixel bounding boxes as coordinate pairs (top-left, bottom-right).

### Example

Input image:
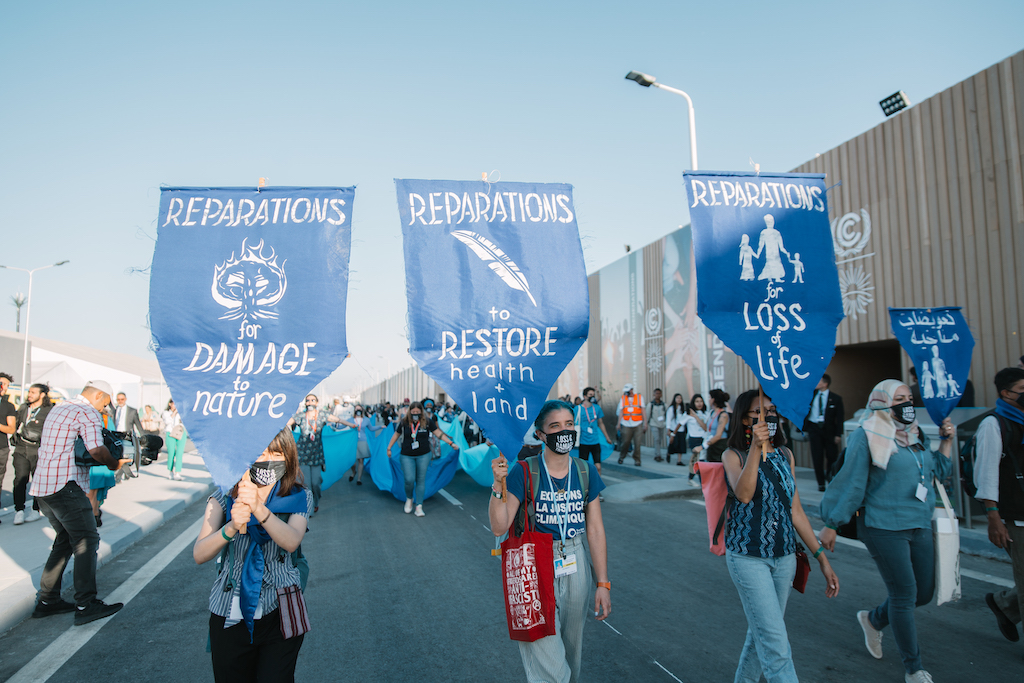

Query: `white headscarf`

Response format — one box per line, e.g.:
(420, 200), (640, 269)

(860, 379), (920, 469)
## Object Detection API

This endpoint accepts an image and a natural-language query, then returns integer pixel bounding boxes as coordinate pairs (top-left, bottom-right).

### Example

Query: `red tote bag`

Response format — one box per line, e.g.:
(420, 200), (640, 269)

(501, 466), (557, 642)
(697, 461), (730, 556)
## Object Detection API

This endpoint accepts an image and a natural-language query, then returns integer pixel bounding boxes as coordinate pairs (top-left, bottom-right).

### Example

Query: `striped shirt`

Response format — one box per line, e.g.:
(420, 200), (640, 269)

(208, 488), (313, 621)
(726, 449), (797, 558)
(30, 396), (104, 497)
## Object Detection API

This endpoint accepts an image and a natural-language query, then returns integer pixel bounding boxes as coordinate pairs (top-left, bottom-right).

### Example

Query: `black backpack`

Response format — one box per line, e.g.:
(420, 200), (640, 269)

(74, 428), (127, 467)
(960, 412), (1008, 498)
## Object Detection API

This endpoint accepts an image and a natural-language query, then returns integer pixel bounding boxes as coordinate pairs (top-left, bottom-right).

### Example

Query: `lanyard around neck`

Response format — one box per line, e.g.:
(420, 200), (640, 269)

(540, 455), (573, 546)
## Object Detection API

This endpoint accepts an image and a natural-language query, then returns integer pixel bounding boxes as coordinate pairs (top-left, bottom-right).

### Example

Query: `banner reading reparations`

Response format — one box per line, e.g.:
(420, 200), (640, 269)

(395, 179), (589, 458)
(150, 186), (354, 488)
(684, 171), (844, 425)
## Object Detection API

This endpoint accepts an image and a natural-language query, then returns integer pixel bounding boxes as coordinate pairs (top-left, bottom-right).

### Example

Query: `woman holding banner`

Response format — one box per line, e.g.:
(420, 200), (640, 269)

(336, 406), (384, 486)
(193, 428), (312, 683)
(723, 389), (839, 683)
(489, 400), (611, 683)
(387, 401), (456, 517)
(819, 380), (955, 683)
(287, 394), (342, 514)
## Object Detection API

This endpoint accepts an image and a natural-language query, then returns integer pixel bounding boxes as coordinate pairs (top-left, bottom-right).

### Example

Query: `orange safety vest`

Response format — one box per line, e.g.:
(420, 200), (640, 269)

(620, 393), (643, 422)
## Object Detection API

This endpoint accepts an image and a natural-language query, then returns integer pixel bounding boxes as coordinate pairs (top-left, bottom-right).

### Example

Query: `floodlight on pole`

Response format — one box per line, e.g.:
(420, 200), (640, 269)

(625, 70), (709, 393)
(879, 91), (911, 117)
(0, 260), (70, 401)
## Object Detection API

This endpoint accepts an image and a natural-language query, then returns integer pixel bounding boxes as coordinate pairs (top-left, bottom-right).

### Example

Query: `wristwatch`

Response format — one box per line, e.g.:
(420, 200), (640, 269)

(597, 581), (611, 590)
(491, 488), (503, 499)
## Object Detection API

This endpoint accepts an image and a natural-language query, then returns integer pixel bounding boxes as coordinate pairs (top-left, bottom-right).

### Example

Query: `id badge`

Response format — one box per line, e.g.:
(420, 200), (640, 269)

(915, 483), (928, 502)
(411, 440), (419, 450)
(587, 427), (593, 434)
(554, 553), (578, 578)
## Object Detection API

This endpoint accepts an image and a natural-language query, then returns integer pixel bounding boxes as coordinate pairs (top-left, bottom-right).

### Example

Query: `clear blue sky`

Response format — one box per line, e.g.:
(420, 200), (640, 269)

(2, 0), (1021, 395)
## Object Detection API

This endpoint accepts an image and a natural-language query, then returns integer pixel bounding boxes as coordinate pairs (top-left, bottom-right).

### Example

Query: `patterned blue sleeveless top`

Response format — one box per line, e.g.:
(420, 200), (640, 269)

(725, 449), (797, 558)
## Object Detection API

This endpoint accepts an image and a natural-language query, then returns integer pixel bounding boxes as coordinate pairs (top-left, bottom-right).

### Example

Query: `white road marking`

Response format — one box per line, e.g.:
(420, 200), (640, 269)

(601, 620), (623, 635)
(654, 660), (686, 683)
(602, 621), (685, 682)
(8, 518), (203, 683)
(961, 568), (1014, 589)
(601, 475), (624, 484)
(438, 488), (463, 507)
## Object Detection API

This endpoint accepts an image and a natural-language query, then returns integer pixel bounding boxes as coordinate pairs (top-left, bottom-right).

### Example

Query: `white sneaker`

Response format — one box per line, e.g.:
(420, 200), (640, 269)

(857, 610), (883, 659)
(404, 499), (413, 514)
(414, 505), (425, 517)
(905, 671), (934, 683)
(13, 510), (24, 525)
(24, 509), (41, 523)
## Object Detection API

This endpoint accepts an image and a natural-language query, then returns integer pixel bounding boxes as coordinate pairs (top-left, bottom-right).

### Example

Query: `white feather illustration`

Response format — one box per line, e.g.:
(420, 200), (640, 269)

(451, 230), (538, 307)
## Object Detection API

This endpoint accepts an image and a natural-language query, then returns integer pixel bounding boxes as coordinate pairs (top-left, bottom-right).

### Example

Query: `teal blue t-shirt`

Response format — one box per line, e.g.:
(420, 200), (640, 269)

(576, 403), (604, 446)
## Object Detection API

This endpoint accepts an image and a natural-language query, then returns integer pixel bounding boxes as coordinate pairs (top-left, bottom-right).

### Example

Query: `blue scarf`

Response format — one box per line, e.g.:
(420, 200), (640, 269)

(225, 481), (307, 638)
(995, 398), (1024, 444)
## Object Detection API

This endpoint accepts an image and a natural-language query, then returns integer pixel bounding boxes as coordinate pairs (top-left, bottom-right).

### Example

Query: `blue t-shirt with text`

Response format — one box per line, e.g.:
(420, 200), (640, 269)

(507, 458), (605, 540)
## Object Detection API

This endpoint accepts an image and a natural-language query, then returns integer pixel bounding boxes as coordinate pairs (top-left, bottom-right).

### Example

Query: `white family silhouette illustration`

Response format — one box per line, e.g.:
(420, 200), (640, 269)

(738, 214), (804, 284)
(918, 344), (960, 399)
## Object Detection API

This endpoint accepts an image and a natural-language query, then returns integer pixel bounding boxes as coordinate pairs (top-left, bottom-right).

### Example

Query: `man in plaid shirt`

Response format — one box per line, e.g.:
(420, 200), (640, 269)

(30, 380), (131, 626)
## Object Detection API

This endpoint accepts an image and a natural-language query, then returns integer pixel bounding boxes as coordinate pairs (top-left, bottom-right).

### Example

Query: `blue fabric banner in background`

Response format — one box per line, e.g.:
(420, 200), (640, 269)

(684, 171), (845, 426)
(150, 187), (354, 489)
(395, 179), (589, 459)
(889, 307), (975, 424)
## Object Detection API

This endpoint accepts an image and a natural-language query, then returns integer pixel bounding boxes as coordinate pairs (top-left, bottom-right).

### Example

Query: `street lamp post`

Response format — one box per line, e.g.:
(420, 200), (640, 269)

(0, 260), (70, 401)
(625, 70), (711, 394)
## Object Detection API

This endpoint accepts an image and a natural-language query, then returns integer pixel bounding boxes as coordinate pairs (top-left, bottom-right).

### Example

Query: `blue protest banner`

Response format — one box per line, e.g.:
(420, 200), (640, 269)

(395, 179), (589, 459)
(150, 186), (354, 489)
(889, 307), (975, 424)
(684, 171), (844, 426)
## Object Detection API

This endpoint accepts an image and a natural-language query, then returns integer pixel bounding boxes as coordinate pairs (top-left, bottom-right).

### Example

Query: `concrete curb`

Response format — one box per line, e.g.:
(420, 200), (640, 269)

(0, 479), (212, 636)
(602, 478), (704, 503)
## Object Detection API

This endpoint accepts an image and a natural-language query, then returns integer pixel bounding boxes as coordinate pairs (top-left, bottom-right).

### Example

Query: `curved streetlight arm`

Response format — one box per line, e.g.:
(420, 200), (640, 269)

(650, 83), (698, 171)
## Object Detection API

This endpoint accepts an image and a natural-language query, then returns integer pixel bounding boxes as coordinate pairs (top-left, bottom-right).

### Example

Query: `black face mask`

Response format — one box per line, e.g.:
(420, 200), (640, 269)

(752, 414), (779, 440)
(543, 429), (576, 455)
(250, 460), (287, 487)
(891, 401), (916, 424)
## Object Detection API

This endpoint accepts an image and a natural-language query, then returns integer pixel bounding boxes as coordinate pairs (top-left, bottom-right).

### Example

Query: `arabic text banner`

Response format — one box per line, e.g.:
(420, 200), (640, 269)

(889, 307), (975, 424)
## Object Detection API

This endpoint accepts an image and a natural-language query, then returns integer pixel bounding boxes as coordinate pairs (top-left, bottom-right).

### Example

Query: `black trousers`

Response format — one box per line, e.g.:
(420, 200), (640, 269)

(805, 423), (839, 486)
(13, 446), (40, 511)
(37, 482), (100, 606)
(210, 610), (304, 683)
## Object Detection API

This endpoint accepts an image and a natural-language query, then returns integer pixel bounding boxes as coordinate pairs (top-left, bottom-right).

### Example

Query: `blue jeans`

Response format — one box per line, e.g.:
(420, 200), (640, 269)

(858, 519), (934, 674)
(726, 551), (798, 683)
(400, 454), (429, 505)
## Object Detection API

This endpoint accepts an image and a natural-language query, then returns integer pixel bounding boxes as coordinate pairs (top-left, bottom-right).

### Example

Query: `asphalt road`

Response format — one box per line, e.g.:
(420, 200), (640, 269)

(1, 464), (1020, 683)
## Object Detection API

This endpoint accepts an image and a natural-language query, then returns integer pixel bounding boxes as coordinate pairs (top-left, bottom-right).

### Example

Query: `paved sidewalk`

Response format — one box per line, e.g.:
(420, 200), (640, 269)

(0, 451), (212, 634)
